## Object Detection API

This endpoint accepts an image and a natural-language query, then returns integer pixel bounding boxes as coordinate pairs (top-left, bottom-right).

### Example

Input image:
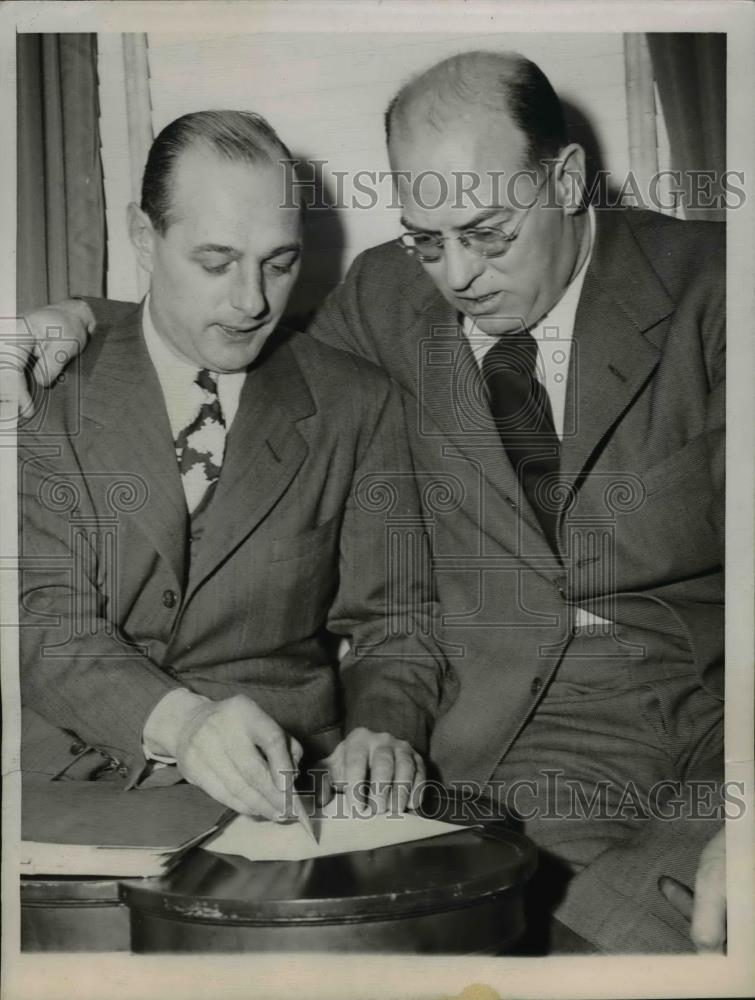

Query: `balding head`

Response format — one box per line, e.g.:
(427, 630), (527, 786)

(384, 50), (589, 338)
(385, 50), (567, 170)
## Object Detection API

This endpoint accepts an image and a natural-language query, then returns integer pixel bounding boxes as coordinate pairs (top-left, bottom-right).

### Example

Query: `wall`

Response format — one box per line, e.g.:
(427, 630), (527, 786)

(100, 32), (637, 308)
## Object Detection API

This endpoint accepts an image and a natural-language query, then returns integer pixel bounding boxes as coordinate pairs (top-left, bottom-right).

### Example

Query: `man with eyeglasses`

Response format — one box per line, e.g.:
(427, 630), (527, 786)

(16, 50), (725, 954)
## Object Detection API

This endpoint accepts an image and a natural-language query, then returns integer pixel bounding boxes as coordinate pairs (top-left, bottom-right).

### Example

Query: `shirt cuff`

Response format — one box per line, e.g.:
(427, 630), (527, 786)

(142, 687), (211, 762)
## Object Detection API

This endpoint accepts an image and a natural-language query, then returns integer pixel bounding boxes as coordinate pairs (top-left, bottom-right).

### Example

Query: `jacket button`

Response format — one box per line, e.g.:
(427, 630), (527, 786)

(69, 739), (87, 755)
(162, 589), (178, 609)
(530, 677), (543, 696)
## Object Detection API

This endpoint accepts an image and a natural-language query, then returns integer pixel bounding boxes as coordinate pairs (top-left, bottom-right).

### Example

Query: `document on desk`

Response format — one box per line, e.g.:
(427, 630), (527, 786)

(20, 773), (226, 876)
(204, 796), (465, 862)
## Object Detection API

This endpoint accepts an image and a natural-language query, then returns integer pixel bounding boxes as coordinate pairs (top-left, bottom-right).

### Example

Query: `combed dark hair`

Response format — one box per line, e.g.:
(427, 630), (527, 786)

(385, 51), (567, 168)
(141, 110), (293, 233)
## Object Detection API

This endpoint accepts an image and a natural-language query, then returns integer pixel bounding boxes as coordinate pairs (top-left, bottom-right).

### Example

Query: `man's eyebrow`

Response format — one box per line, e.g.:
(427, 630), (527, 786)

(266, 242), (302, 257)
(192, 244), (241, 257)
(190, 242), (301, 257)
(400, 207), (512, 234)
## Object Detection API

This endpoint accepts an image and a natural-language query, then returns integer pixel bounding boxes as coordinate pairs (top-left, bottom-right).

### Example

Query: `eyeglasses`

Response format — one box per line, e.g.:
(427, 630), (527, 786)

(396, 174), (549, 264)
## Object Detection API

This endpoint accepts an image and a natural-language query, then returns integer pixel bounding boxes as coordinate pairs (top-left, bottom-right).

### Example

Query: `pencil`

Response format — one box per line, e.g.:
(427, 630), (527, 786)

(291, 790), (318, 845)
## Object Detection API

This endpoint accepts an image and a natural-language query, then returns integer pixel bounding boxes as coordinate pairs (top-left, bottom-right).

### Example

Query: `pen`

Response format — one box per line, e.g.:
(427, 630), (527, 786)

(291, 790), (318, 845)
(275, 738), (317, 845)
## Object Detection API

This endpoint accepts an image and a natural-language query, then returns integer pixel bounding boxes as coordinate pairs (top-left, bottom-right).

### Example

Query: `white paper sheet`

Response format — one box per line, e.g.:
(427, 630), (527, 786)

(203, 797), (466, 862)
(20, 842), (172, 877)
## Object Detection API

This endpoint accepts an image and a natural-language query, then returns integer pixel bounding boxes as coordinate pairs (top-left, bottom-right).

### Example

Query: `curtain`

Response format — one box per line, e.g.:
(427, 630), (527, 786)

(646, 33), (726, 222)
(17, 34), (106, 313)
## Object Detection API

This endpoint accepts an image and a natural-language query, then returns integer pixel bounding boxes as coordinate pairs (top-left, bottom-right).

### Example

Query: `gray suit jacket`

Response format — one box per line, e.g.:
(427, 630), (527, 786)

(308, 207), (725, 785)
(71, 209), (725, 787)
(19, 304), (452, 779)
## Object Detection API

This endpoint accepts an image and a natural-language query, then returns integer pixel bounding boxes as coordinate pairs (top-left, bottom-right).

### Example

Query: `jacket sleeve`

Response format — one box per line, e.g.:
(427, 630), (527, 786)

(18, 414), (182, 771)
(307, 253), (385, 365)
(82, 297), (139, 330)
(326, 377), (457, 754)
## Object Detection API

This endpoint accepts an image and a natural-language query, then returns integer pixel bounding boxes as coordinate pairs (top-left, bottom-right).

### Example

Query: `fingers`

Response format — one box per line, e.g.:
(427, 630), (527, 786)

(0, 368), (32, 421)
(1, 327), (34, 419)
(2, 305), (91, 420)
(179, 715), (428, 821)
(181, 730), (283, 820)
(691, 829), (727, 952)
(33, 340), (79, 387)
(189, 752), (283, 821)
(256, 724), (295, 792)
(17, 306), (89, 387)
(409, 752), (426, 810)
(394, 747), (425, 815)
(369, 745), (397, 813)
(175, 695), (298, 821)
(290, 736), (304, 769)
(328, 729), (425, 815)
(658, 827), (727, 954)
(311, 760), (335, 808)
(658, 875), (694, 921)
(230, 743), (289, 815)
(344, 736), (370, 814)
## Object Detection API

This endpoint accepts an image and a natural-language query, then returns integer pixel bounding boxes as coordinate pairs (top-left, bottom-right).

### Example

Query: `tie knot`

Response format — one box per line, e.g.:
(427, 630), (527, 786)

(196, 368), (219, 395)
(483, 330), (538, 380)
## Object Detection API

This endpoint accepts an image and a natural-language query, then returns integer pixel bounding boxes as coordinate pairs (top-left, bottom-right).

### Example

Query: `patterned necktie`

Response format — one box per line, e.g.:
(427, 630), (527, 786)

(482, 331), (561, 551)
(175, 369), (226, 516)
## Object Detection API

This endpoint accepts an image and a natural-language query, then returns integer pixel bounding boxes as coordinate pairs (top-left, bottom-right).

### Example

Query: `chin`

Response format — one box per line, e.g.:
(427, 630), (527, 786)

(208, 329), (273, 373)
(474, 317), (525, 337)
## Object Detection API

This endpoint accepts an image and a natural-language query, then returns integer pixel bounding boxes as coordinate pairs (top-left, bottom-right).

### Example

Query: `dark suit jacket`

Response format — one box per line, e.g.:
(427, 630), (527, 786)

(73, 209), (725, 787)
(19, 304), (452, 780)
(307, 208), (725, 785)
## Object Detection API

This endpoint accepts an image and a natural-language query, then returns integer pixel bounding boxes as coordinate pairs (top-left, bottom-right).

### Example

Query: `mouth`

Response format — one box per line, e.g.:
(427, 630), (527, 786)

(456, 291), (501, 315)
(216, 323), (266, 340)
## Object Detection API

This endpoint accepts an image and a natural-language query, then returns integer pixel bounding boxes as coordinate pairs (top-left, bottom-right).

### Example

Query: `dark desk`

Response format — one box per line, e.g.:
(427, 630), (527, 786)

(22, 791), (536, 954)
(123, 825), (534, 953)
(22, 828), (534, 954)
(21, 876), (129, 952)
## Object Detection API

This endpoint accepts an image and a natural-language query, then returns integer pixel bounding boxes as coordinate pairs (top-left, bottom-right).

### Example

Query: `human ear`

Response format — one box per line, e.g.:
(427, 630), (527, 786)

(127, 202), (156, 273)
(553, 143), (587, 214)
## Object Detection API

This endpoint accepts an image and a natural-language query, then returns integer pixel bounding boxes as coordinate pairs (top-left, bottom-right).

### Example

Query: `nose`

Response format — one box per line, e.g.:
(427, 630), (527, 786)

(229, 263), (268, 319)
(442, 238), (486, 293)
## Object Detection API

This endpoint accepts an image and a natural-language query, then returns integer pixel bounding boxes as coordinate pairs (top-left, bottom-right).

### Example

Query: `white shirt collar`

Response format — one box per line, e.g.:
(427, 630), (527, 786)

(141, 294), (246, 437)
(463, 206), (594, 439)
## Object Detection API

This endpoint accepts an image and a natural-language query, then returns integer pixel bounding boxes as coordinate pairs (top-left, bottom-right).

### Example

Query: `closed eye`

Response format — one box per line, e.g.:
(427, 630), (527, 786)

(195, 252), (234, 274)
(264, 252), (300, 275)
(202, 261), (232, 274)
(469, 225), (515, 243)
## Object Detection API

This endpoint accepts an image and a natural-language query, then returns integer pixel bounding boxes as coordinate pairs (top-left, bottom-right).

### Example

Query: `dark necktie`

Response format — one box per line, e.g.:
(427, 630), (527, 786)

(174, 368), (226, 517)
(482, 331), (561, 551)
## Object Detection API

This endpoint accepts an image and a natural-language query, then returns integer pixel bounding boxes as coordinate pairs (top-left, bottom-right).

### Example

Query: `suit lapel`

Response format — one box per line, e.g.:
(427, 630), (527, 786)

(79, 304), (187, 588)
(408, 278), (549, 545)
(560, 210), (672, 492)
(185, 333), (313, 600)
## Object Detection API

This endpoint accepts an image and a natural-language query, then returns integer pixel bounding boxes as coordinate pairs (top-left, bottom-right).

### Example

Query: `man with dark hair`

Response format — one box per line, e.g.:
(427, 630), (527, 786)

(19, 51), (726, 952)
(140, 109), (293, 235)
(18, 109), (451, 820)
